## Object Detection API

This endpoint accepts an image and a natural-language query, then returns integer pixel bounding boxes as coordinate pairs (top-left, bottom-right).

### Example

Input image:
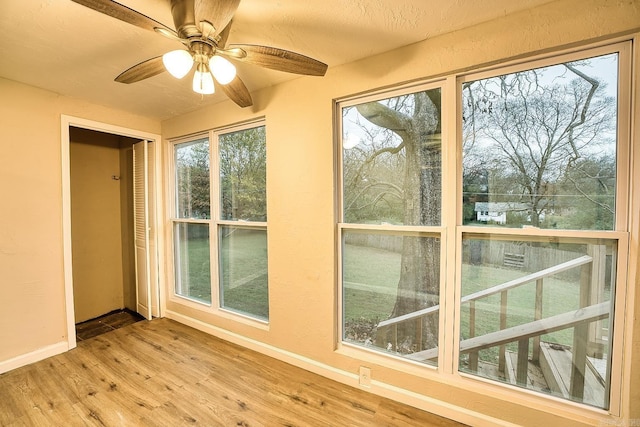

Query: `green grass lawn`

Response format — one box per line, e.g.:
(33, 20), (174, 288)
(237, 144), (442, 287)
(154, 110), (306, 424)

(342, 243), (594, 360)
(175, 232), (212, 303)
(343, 244), (400, 321)
(219, 228), (269, 320)
(176, 227), (268, 320)
(179, 234), (598, 360)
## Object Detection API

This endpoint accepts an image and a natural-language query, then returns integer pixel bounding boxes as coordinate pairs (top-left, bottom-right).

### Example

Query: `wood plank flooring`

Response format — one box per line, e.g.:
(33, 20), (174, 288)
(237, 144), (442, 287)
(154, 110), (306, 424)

(0, 318), (465, 426)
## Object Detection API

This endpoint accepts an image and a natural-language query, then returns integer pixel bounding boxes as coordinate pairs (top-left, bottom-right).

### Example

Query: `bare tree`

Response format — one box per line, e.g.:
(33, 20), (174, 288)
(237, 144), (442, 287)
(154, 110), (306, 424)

(463, 58), (617, 228)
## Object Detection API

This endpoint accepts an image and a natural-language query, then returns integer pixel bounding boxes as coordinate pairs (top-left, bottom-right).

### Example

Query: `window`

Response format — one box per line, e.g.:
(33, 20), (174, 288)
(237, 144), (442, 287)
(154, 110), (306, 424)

(337, 42), (629, 411)
(171, 122), (268, 322)
(173, 138), (211, 303)
(339, 84), (443, 366)
(459, 48), (626, 410)
(217, 126), (268, 321)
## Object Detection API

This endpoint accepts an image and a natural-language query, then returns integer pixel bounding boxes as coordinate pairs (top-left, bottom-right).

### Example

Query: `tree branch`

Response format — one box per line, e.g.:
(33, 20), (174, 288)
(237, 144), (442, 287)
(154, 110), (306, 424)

(356, 101), (412, 141)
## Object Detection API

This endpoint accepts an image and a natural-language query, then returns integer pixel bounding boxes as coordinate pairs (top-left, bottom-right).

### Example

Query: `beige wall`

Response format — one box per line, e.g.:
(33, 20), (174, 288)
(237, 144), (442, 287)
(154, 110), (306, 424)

(70, 130), (124, 322)
(0, 78), (160, 363)
(162, 0), (640, 426)
(0, 0), (638, 425)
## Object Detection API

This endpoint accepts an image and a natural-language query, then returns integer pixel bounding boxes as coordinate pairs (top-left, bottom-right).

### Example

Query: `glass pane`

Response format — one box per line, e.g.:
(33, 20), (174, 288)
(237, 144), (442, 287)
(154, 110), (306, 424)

(342, 89), (442, 226)
(174, 222), (211, 304)
(462, 53), (618, 230)
(219, 226), (269, 321)
(175, 138), (210, 219)
(459, 235), (615, 409)
(219, 126), (267, 221)
(342, 231), (440, 366)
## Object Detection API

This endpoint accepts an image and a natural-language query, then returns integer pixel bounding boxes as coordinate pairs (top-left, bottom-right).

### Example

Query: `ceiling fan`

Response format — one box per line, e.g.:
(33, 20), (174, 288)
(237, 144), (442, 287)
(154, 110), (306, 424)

(71, 0), (328, 108)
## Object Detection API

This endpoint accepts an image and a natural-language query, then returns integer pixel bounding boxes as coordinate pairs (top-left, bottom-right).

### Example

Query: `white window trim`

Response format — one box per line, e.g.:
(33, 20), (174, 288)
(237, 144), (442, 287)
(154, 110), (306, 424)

(336, 78), (449, 372)
(335, 39), (633, 420)
(167, 119), (269, 329)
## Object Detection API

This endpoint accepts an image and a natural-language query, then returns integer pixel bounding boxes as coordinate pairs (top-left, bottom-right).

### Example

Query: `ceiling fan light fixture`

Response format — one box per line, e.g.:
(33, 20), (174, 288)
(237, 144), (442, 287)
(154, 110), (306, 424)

(193, 64), (215, 95)
(162, 50), (194, 79)
(209, 55), (236, 85)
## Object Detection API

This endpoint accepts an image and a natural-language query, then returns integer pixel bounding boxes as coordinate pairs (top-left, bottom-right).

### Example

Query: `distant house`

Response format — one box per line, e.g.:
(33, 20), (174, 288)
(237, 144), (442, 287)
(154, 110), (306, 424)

(474, 202), (529, 224)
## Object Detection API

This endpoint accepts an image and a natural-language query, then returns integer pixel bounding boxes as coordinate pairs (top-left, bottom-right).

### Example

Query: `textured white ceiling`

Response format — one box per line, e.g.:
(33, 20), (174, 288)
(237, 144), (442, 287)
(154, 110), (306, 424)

(0, 0), (553, 120)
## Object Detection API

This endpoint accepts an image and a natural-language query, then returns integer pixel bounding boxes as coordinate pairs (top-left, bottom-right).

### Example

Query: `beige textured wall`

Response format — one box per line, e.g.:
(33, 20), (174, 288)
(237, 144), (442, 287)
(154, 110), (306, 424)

(0, 78), (160, 362)
(162, 0), (640, 426)
(0, 0), (637, 425)
(70, 131), (124, 322)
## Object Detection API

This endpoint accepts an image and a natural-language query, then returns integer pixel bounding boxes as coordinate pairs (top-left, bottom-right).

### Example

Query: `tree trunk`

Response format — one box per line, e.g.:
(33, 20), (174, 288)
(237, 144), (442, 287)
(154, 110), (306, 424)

(356, 91), (442, 354)
(390, 129), (441, 352)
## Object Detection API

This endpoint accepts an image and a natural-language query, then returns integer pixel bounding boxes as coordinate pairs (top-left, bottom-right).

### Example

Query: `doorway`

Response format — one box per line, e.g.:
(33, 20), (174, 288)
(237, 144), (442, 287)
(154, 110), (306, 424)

(61, 116), (163, 349)
(69, 127), (138, 325)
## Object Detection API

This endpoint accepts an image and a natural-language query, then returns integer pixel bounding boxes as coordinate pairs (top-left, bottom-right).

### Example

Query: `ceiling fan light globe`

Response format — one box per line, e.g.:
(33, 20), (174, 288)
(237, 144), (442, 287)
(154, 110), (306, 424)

(209, 55), (236, 85)
(162, 50), (194, 79)
(193, 69), (215, 95)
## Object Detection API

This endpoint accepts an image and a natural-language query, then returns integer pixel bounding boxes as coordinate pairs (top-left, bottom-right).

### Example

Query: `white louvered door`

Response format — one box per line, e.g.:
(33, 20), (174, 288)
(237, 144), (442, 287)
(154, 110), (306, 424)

(133, 140), (152, 320)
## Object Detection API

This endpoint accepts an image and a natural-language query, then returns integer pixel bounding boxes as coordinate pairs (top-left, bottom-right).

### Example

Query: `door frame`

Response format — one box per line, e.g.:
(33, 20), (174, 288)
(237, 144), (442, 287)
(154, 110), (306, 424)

(61, 115), (164, 350)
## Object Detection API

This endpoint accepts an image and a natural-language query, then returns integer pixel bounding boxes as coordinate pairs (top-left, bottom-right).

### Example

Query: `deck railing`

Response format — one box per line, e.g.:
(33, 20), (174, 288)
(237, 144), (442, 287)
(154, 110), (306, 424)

(375, 250), (609, 402)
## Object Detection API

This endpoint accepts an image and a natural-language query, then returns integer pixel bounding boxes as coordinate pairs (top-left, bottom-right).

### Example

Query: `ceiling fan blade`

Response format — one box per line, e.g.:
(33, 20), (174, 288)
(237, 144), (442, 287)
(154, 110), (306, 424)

(115, 56), (166, 84)
(226, 44), (328, 76)
(71, 0), (174, 33)
(216, 19), (233, 48)
(221, 76), (253, 108)
(155, 27), (188, 45)
(196, 0), (240, 37)
(170, 0), (198, 38)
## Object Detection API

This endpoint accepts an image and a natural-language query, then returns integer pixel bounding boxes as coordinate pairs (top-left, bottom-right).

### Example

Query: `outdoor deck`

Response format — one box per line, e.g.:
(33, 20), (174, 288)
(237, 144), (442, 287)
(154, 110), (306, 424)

(459, 342), (607, 409)
(378, 249), (611, 408)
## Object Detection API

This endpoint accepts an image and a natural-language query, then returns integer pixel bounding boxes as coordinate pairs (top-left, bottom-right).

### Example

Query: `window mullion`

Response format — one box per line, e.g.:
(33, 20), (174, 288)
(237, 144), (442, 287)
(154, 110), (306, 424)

(440, 75), (460, 375)
(210, 129), (221, 311)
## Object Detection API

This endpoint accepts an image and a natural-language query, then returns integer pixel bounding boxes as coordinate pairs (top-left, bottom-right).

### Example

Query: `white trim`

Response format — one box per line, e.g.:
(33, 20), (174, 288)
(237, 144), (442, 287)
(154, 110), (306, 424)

(338, 222), (444, 234)
(60, 121), (76, 350)
(0, 341), (68, 374)
(167, 121), (269, 325)
(332, 39), (634, 420)
(60, 115), (163, 349)
(336, 78), (447, 109)
(620, 32), (639, 423)
(442, 74), (459, 375)
(164, 309), (510, 427)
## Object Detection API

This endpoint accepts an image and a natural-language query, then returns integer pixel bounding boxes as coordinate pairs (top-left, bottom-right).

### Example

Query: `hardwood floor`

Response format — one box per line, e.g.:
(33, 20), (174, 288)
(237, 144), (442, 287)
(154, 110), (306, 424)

(0, 318), (466, 426)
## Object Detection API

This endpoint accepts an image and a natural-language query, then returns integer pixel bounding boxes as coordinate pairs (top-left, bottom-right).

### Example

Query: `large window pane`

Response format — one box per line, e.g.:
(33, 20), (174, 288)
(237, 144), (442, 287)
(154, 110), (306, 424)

(219, 226), (269, 321)
(174, 222), (211, 304)
(462, 53), (618, 230)
(340, 87), (443, 366)
(342, 89), (442, 226)
(342, 231), (440, 366)
(175, 138), (210, 219)
(219, 126), (266, 221)
(459, 235), (615, 409)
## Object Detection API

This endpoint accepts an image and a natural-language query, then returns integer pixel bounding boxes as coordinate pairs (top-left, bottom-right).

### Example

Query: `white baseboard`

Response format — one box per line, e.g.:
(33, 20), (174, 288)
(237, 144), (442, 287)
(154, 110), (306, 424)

(165, 310), (514, 427)
(0, 341), (69, 374)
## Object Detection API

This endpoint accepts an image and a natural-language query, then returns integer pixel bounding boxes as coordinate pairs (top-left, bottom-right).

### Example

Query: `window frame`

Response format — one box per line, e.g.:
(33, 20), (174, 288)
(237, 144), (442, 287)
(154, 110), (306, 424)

(334, 40), (632, 416)
(335, 78), (451, 369)
(171, 134), (212, 305)
(454, 41), (631, 415)
(168, 119), (269, 327)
